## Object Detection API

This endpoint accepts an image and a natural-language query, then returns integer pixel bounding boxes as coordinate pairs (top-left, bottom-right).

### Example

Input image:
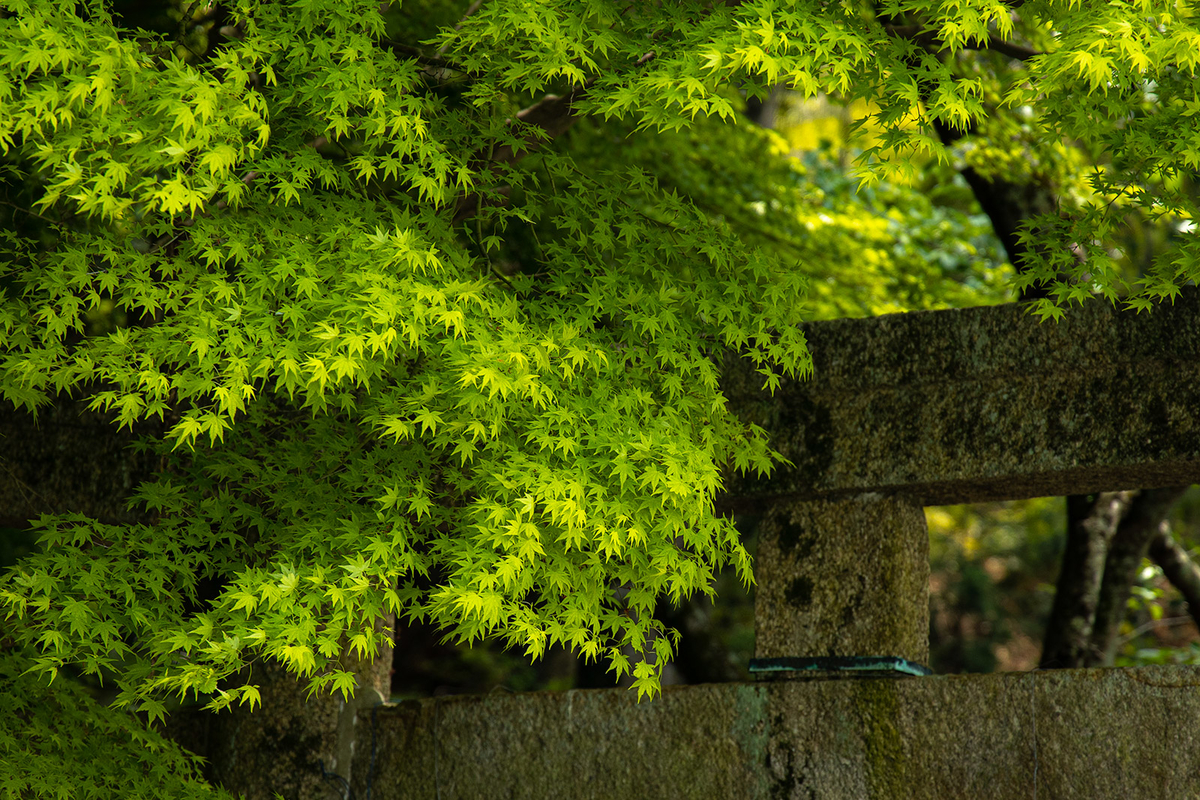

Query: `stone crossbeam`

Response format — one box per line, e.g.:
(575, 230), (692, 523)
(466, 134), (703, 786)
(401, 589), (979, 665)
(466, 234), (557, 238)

(724, 290), (1200, 506)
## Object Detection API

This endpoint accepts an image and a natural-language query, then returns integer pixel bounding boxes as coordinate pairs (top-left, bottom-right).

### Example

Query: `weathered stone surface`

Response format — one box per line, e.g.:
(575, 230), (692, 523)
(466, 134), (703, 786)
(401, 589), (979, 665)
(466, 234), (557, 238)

(353, 666), (1200, 800)
(353, 683), (767, 800)
(755, 494), (929, 663)
(723, 290), (1200, 505)
(0, 398), (163, 527)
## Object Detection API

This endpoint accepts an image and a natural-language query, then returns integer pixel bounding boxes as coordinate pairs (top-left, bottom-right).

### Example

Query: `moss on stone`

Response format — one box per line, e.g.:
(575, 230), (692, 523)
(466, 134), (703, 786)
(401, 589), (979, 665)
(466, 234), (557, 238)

(356, 667), (1200, 799)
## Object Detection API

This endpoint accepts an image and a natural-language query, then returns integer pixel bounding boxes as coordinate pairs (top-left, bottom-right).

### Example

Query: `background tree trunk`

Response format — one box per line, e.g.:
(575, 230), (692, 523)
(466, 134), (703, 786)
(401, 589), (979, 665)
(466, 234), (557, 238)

(744, 86), (783, 129)
(1039, 493), (1128, 667)
(1087, 487), (1189, 665)
(928, 106), (1193, 667)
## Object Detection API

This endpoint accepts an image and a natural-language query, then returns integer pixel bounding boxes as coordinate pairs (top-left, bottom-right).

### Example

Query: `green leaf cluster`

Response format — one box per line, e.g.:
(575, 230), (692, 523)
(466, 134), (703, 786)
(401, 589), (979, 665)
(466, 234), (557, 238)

(1, 0), (1198, 731)
(0, 649), (238, 799)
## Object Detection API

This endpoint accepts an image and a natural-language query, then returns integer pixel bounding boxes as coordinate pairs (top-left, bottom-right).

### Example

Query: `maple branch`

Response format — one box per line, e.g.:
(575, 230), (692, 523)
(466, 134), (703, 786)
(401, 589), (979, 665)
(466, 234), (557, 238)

(885, 24), (1041, 61)
(436, 0), (486, 57)
(452, 50), (658, 226)
(451, 89), (585, 224)
(384, 40), (470, 73)
(0, 199), (60, 226)
(985, 38), (1042, 62)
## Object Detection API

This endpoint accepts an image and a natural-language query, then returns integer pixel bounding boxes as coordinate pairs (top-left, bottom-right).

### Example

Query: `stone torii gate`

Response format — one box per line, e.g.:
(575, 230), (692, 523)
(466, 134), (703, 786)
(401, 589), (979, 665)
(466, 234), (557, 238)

(351, 293), (1200, 799)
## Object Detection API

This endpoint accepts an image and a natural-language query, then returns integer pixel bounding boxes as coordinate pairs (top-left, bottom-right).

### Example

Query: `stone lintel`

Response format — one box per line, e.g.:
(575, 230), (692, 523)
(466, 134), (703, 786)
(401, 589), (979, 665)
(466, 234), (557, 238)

(353, 666), (1200, 800)
(723, 290), (1200, 506)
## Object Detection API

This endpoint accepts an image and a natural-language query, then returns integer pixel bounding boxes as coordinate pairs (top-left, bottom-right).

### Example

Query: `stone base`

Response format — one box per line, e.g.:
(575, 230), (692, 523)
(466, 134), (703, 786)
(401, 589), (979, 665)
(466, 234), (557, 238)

(354, 666), (1200, 800)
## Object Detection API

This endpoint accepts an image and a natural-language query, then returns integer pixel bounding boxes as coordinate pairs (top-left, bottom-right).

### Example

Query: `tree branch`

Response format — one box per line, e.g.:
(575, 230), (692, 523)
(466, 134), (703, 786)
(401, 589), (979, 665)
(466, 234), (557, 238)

(451, 90), (585, 225)
(436, 0), (486, 57)
(1149, 525), (1200, 634)
(0, 199), (60, 227)
(383, 40), (471, 74)
(884, 24), (1042, 61)
(451, 50), (657, 226)
(1087, 486), (1188, 665)
(985, 38), (1042, 62)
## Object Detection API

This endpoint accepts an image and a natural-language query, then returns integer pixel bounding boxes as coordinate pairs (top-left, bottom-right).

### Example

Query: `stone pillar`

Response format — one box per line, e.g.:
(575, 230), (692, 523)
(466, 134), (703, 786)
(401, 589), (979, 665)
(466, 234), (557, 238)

(164, 620), (395, 800)
(754, 493), (929, 664)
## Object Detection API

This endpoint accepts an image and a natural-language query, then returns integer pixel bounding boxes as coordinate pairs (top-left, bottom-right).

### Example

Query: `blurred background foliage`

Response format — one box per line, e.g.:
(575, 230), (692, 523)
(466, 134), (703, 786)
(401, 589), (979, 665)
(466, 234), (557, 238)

(929, 488), (1200, 675)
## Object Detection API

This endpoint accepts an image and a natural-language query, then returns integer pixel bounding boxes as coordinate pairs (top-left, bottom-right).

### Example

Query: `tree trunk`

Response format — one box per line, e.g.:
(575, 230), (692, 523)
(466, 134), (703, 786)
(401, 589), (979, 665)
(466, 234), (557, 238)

(928, 118), (1062, 299)
(929, 94), (1185, 667)
(1039, 492), (1128, 668)
(1087, 487), (1188, 665)
(744, 86), (782, 129)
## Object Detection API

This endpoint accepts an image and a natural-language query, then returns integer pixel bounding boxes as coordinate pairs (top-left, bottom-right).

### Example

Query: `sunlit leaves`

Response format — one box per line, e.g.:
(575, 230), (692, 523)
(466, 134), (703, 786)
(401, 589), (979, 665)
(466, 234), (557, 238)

(1, 0), (1199, 733)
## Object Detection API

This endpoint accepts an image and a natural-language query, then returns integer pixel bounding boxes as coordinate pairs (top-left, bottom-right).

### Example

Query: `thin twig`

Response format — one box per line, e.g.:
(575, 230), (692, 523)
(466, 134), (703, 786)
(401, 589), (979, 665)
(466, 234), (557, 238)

(1116, 614), (1196, 647)
(436, 0), (485, 56)
(0, 199), (60, 226)
(0, 457), (61, 515)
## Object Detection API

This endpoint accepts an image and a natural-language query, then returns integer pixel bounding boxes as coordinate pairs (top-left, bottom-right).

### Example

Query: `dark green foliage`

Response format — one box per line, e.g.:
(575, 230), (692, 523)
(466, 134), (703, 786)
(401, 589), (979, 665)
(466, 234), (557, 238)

(0, 650), (237, 799)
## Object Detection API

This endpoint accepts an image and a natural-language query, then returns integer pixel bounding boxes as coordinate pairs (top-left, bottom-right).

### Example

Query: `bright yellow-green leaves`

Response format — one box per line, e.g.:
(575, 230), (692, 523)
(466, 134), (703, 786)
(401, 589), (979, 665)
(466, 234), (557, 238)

(0, 12), (270, 220)
(0, 0), (1198, 724)
(0, 0), (807, 707)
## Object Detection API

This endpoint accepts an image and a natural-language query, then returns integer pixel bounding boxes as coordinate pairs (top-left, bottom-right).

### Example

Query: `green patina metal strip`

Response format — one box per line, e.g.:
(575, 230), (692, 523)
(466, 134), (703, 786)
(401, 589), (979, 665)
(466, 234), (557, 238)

(748, 656), (932, 677)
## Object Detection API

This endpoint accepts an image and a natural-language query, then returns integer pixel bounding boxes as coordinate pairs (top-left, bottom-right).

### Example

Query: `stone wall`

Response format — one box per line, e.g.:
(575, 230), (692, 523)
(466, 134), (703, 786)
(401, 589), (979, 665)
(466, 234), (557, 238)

(724, 290), (1200, 506)
(353, 666), (1200, 799)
